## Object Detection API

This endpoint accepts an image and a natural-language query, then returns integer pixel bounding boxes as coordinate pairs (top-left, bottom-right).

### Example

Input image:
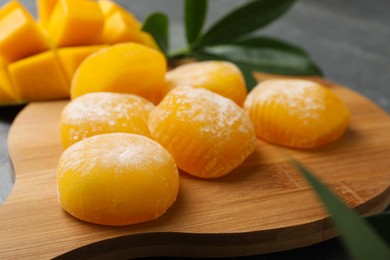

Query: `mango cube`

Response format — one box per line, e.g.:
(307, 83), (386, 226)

(8, 51), (69, 101)
(140, 31), (160, 51)
(57, 45), (107, 81)
(0, 57), (19, 103)
(48, 0), (104, 47)
(98, 0), (143, 44)
(37, 0), (58, 27)
(0, 1), (50, 63)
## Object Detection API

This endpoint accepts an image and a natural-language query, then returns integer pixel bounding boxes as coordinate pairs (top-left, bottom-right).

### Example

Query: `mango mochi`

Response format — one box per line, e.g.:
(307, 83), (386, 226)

(149, 86), (257, 179)
(244, 79), (350, 149)
(166, 61), (247, 106)
(57, 133), (179, 226)
(71, 43), (167, 104)
(60, 92), (155, 149)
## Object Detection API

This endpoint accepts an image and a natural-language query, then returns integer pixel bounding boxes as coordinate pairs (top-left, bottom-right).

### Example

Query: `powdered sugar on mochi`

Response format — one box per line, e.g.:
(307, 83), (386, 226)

(169, 87), (253, 140)
(62, 92), (154, 131)
(64, 92), (153, 122)
(167, 61), (239, 86)
(247, 80), (327, 122)
(59, 134), (174, 178)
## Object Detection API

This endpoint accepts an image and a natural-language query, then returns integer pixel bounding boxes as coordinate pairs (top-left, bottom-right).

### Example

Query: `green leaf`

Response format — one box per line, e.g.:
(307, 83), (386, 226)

(200, 0), (296, 46)
(198, 39), (323, 76)
(293, 160), (390, 260)
(236, 64), (258, 91)
(142, 12), (169, 55)
(185, 0), (208, 45)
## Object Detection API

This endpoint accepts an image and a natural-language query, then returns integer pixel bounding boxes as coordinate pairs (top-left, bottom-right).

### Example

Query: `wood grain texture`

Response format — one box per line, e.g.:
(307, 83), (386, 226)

(0, 75), (390, 259)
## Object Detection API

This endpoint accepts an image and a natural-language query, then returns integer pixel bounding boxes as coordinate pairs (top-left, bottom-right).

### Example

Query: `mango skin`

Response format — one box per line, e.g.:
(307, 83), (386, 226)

(71, 43), (167, 104)
(8, 50), (69, 101)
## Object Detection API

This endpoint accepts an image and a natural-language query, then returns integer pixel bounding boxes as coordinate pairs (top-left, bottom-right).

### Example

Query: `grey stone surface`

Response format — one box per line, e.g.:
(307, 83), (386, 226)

(0, 0), (389, 258)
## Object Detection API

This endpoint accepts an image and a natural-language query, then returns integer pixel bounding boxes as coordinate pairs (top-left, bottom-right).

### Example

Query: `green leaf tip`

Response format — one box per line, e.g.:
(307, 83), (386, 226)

(184, 0), (208, 45)
(292, 160), (390, 260)
(142, 12), (170, 55)
(200, 0), (296, 46)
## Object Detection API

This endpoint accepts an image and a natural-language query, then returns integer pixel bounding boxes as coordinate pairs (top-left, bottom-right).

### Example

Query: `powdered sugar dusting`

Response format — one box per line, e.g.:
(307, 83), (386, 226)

(58, 133), (174, 177)
(246, 79), (327, 122)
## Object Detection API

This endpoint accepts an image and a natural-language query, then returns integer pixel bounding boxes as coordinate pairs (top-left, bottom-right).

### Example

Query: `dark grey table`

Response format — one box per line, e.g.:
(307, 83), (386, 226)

(0, 0), (389, 259)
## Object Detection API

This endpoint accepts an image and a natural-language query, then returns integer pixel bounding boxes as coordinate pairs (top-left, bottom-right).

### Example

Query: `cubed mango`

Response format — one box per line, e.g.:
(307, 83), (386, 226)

(37, 0), (58, 27)
(140, 31), (160, 51)
(8, 51), (69, 101)
(98, 0), (143, 44)
(0, 0), (50, 63)
(48, 0), (104, 47)
(57, 45), (107, 81)
(0, 57), (19, 103)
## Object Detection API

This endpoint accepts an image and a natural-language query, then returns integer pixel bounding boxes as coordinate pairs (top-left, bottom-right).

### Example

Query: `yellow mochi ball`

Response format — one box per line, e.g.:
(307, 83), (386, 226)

(149, 86), (257, 179)
(60, 92), (155, 149)
(244, 79), (350, 149)
(70, 43), (167, 104)
(57, 133), (180, 226)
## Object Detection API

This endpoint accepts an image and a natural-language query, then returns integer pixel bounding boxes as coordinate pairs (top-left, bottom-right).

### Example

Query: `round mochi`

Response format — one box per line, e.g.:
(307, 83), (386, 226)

(60, 92), (155, 149)
(244, 79), (350, 149)
(57, 133), (179, 226)
(166, 61), (247, 106)
(149, 86), (257, 179)
(70, 42), (167, 104)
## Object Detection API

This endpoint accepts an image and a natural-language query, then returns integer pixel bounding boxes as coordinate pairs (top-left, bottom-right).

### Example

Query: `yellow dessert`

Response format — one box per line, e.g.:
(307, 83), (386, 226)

(60, 92), (155, 149)
(149, 86), (257, 178)
(244, 79), (350, 149)
(57, 133), (179, 226)
(71, 43), (167, 104)
(166, 61), (247, 106)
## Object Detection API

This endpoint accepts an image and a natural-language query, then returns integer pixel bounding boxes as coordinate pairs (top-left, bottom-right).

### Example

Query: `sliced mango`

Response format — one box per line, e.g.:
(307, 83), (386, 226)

(48, 0), (104, 47)
(0, 57), (20, 103)
(8, 51), (69, 101)
(57, 45), (107, 81)
(98, 0), (143, 44)
(0, 0), (50, 63)
(71, 43), (167, 104)
(36, 0), (58, 27)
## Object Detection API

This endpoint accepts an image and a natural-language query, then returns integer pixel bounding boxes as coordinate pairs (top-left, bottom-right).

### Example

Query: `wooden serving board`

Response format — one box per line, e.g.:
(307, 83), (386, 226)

(1, 75), (390, 259)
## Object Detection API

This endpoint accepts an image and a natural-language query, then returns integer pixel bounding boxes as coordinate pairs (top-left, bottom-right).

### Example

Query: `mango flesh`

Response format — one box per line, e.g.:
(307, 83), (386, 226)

(0, 0), (163, 104)
(0, 57), (19, 103)
(98, 0), (143, 44)
(36, 0), (58, 27)
(57, 44), (107, 81)
(0, 1), (50, 63)
(71, 43), (167, 104)
(8, 50), (69, 101)
(48, 0), (104, 47)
